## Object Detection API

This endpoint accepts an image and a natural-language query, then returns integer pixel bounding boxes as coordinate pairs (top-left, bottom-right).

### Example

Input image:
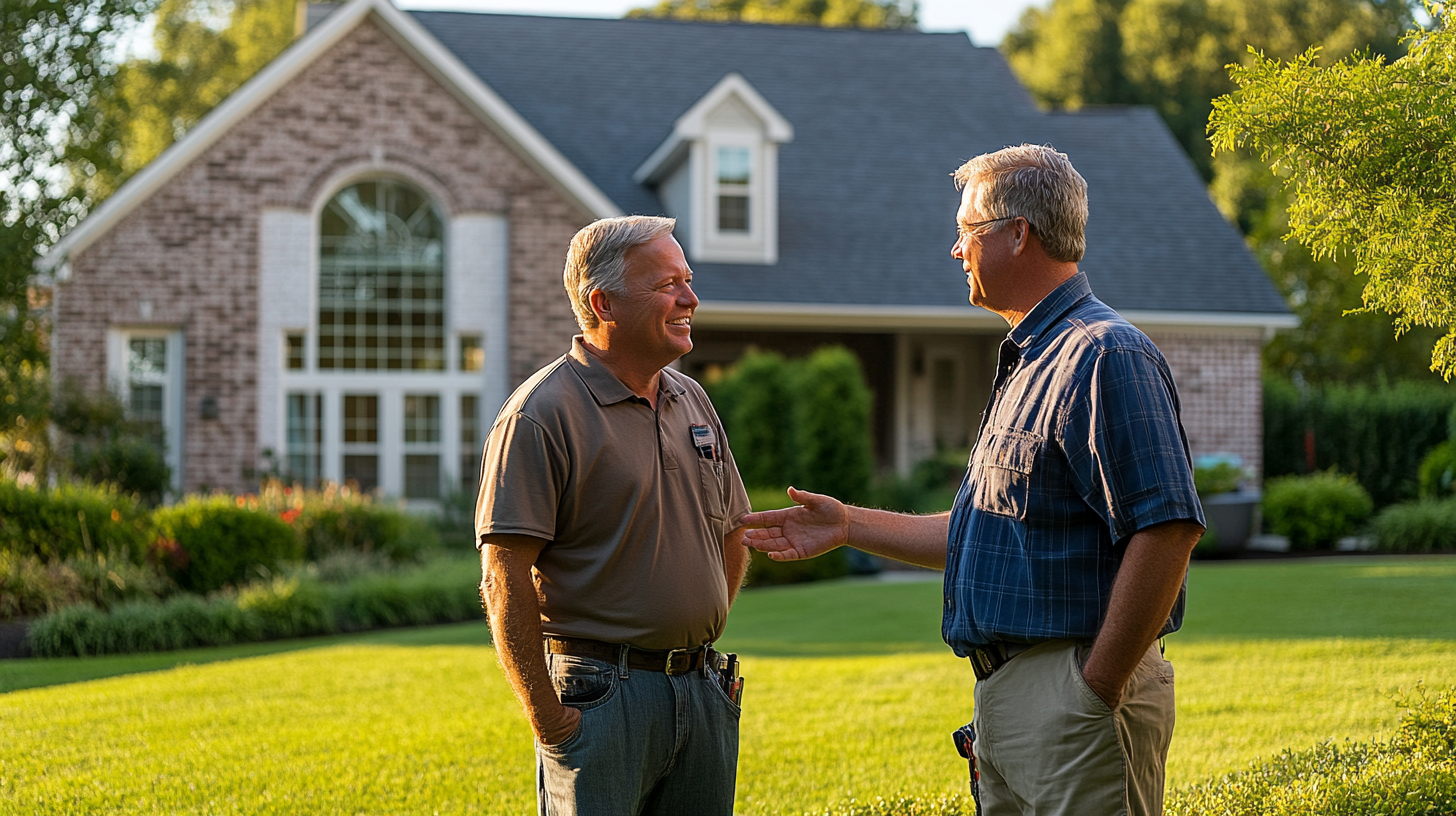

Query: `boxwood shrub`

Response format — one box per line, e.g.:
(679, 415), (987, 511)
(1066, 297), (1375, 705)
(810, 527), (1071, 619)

(151, 496), (301, 594)
(0, 479), (150, 562)
(1262, 472), (1373, 550)
(1370, 499), (1456, 553)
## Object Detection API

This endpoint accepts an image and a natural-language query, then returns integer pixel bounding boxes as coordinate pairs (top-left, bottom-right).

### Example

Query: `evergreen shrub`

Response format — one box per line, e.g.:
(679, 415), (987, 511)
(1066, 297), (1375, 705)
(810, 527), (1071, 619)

(1262, 472), (1373, 550)
(152, 496), (301, 593)
(723, 350), (799, 489)
(1264, 378), (1456, 506)
(1370, 499), (1456, 553)
(794, 346), (875, 505)
(256, 481), (436, 562)
(0, 479), (150, 562)
(744, 547), (849, 587)
(1419, 441), (1456, 499)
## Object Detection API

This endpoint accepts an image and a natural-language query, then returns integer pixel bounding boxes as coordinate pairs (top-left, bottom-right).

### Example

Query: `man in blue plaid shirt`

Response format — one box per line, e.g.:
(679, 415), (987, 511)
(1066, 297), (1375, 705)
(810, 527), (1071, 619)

(744, 144), (1205, 815)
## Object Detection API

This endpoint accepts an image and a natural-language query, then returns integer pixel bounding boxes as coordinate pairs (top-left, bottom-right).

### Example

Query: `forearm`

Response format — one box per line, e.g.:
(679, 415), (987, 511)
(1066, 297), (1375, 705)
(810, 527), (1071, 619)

(1082, 520), (1203, 705)
(723, 527), (749, 606)
(481, 542), (570, 738)
(845, 507), (950, 569)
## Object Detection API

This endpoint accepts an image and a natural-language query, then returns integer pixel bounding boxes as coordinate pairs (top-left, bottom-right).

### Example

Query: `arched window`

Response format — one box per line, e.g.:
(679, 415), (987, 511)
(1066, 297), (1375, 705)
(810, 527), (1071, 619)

(317, 179), (445, 371)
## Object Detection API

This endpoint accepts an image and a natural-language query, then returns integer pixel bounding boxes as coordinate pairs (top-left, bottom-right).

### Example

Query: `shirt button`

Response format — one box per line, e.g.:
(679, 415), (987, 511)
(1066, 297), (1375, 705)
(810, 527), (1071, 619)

(943, 596), (952, 610)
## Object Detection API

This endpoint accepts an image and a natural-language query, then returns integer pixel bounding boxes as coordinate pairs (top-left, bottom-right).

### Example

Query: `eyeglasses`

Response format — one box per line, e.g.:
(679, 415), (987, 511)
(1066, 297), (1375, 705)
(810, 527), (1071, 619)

(956, 215), (1034, 242)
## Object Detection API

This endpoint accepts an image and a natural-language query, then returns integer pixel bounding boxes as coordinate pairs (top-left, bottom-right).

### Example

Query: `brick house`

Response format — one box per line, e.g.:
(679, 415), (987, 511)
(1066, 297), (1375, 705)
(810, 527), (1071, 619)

(39, 0), (1292, 498)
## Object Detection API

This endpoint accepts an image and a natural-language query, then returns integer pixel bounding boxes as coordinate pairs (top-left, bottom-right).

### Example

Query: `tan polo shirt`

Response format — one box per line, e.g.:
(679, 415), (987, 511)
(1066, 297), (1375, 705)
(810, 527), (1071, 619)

(475, 337), (751, 651)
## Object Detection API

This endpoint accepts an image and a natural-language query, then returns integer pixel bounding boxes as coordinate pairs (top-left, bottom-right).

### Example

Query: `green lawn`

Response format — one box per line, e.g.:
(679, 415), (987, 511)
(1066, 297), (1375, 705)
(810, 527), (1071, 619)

(1, 556), (1453, 815)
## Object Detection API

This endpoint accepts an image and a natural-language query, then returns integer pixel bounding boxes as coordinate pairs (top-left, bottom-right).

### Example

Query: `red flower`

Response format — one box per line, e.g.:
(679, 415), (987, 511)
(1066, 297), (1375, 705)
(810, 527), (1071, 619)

(280, 509), (301, 525)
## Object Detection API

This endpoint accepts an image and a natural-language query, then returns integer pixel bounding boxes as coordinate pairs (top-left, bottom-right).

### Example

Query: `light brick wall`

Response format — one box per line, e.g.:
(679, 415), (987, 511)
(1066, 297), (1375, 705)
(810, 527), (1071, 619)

(55, 19), (587, 493)
(1147, 331), (1265, 479)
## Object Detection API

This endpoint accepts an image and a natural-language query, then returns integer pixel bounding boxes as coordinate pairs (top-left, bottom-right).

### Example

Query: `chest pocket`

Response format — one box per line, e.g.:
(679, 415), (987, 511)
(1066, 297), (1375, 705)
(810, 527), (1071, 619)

(973, 429), (1042, 520)
(698, 456), (726, 523)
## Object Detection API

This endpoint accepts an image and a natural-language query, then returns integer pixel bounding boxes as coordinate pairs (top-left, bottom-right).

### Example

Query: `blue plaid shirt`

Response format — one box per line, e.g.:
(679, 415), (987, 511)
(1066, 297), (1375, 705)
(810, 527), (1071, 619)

(942, 273), (1205, 657)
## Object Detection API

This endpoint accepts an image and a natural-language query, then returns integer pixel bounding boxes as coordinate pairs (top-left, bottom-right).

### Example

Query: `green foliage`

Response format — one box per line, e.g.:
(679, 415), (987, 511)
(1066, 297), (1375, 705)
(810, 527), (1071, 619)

(815, 795), (970, 816)
(151, 496), (300, 594)
(51, 383), (172, 504)
(626, 0), (918, 29)
(722, 351), (799, 488)
(795, 346), (875, 505)
(0, 550), (172, 621)
(0, 479), (151, 562)
(1263, 377), (1456, 506)
(1167, 685), (1456, 815)
(1262, 471), (1373, 550)
(1195, 461), (1244, 495)
(1370, 499), (1456, 553)
(1419, 441), (1456, 499)
(24, 557), (483, 656)
(1210, 6), (1456, 378)
(744, 547), (850, 587)
(255, 481), (437, 563)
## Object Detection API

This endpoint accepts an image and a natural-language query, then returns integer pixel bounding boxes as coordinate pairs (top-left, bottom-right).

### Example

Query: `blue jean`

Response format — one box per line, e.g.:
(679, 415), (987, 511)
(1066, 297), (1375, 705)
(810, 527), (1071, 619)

(536, 650), (741, 816)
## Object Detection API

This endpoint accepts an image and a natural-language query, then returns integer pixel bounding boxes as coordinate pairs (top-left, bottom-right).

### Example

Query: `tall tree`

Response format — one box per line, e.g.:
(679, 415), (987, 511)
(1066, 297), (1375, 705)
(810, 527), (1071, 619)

(1, 0), (160, 478)
(77, 0), (295, 202)
(627, 0), (918, 29)
(1210, 7), (1456, 378)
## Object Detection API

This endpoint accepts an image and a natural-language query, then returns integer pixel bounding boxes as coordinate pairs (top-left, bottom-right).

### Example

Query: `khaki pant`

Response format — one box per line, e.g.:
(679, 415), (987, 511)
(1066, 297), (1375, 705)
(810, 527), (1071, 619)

(971, 641), (1175, 816)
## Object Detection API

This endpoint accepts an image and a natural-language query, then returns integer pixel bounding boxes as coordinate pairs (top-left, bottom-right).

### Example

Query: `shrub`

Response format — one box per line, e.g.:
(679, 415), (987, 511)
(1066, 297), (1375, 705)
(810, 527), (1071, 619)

(152, 496), (301, 594)
(745, 547), (849, 587)
(0, 479), (151, 563)
(51, 383), (172, 505)
(256, 481), (436, 562)
(721, 351), (800, 489)
(1264, 377), (1456, 507)
(1194, 461), (1244, 496)
(1419, 441), (1456, 499)
(1262, 472), (1373, 550)
(1166, 685), (1456, 816)
(795, 346), (875, 506)
(1370, 499), (1456, 553)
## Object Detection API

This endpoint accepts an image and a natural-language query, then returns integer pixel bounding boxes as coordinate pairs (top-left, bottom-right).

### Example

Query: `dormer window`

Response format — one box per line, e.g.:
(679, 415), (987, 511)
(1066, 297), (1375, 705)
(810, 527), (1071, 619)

(635, 73), (793, 265)
(716, 146), (751, 232)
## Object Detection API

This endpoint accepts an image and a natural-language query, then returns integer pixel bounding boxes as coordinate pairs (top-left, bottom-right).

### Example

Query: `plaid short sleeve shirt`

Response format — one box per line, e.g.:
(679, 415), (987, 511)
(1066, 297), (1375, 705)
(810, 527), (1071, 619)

(942, 273), (1205, 657)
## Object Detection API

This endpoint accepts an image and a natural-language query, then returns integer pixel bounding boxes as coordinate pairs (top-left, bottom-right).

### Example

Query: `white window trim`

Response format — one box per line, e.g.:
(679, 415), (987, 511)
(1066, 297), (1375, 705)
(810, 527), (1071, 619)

(107, 327), (185, 492)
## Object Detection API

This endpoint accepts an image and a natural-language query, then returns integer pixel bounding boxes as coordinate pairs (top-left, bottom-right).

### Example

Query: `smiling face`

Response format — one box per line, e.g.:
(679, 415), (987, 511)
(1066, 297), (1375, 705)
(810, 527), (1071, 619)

(601, 233), (699, 367)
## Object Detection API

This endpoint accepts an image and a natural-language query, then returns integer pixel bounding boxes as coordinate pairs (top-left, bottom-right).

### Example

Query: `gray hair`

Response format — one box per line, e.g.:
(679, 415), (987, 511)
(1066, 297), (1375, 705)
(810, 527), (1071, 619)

(562, 215), (677, 330)
(952, 144), (1088, 263)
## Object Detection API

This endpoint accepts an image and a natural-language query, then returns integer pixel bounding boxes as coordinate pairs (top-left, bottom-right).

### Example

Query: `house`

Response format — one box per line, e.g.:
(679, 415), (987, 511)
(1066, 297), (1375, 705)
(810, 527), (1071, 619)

(38, 0), (1293, 498)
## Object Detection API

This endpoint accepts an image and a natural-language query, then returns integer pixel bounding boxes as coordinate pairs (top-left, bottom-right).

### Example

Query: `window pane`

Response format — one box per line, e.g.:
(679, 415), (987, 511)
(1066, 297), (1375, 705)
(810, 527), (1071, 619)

(128, 338), (167, 376)
(343, 455), (379, 493)
(718, 195), (749, 232)
(405, 454), (441, 499)
(717, 146), (751, 185)
(318, 180), (445, 371)
(286, 392), (322, 485)
(459, 334), (484, 372)
(343, 394), (378, 444)
(461, 394), (480, 493)
(404, 394), (440, 444)
(286, 333), (306, 371)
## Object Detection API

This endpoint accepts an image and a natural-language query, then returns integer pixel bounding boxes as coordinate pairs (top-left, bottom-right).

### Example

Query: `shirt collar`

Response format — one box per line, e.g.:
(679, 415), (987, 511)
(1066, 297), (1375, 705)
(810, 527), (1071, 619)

(1008, 273), (1093, 350)
(567, 335), (686, 406)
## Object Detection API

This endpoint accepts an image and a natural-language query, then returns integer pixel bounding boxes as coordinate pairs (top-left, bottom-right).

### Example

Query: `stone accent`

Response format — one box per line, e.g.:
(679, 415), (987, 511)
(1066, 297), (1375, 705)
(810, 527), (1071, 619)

(1148, 331), (1266, 479)
(54, 19), (588, 493)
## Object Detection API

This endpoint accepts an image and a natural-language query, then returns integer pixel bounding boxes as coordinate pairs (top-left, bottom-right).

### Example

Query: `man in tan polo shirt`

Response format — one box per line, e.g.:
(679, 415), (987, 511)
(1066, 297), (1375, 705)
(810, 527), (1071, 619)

(476, 215), (752, 816)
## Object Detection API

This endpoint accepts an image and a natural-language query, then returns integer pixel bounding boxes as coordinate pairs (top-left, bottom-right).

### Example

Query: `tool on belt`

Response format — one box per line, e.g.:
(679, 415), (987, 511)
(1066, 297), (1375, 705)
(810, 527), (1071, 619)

(711, 650), (744, 705)
(953, 723), (982, 815)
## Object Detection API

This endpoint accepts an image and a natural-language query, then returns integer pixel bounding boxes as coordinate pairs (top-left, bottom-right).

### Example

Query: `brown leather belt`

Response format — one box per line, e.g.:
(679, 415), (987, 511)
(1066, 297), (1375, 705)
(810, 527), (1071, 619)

(544, 635), (709, 676)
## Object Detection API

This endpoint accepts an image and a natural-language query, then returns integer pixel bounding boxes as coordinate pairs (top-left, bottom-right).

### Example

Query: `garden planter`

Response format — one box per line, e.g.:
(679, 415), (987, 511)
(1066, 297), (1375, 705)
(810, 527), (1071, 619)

(1201, 490), (1262, 556)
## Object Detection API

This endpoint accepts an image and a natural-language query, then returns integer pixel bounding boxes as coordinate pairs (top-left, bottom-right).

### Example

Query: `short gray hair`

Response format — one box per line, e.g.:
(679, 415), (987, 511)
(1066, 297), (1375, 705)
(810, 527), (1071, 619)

(952, 144), (1088, 263)
(562, 216), (677, 330)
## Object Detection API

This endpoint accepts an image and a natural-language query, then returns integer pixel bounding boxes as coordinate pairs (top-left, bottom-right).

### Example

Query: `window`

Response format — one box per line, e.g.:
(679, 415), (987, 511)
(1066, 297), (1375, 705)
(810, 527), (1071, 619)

(127, 338), (168, 447)
(403, 394), (440, 499)
(342, 394), (379, 492)
(286, 392), (322, 485)
(286, 333), (306, 371)
(460, 393), (481, 493)
(317, 180), (445, 372)
(112, 330), (183, 492)
(459, 334), (484, 372)
(716, 146), (751, 232)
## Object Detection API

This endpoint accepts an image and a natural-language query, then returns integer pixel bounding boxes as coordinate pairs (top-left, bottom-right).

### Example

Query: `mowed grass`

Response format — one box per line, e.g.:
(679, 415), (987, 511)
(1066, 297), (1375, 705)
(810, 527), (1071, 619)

(2, 557), (1454, 815)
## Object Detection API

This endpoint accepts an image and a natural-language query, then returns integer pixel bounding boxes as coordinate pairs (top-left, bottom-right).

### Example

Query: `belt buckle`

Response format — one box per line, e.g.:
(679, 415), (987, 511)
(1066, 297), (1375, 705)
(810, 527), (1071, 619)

(664, 648), (688, 675)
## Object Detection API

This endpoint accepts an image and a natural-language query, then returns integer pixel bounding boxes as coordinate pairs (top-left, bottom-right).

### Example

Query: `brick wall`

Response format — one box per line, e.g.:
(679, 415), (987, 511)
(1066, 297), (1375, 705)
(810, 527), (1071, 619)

(1148, 331), (1265, 478)
(55, 19), (588, 492)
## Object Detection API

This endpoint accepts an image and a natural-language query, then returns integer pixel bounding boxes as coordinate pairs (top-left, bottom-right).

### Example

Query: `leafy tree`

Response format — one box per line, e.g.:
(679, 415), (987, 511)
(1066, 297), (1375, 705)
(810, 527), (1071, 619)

(1209, 6), (1456, 378)
(78, 0), (295, 201)
(1, 0), (160, 479)
(627, 0), (918, 29)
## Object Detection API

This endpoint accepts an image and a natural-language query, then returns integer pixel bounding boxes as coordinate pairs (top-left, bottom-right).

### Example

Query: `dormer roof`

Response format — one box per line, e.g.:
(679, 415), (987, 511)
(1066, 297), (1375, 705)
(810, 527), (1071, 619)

(634, 73), (794, 185)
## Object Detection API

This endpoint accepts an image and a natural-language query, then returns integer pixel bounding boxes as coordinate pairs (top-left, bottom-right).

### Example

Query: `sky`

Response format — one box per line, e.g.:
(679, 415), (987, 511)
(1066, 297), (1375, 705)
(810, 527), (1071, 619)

(391, 0), (1041, 46)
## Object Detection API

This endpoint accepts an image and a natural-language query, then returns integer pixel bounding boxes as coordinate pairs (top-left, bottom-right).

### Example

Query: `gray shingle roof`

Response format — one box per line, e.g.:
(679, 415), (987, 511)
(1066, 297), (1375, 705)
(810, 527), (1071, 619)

(409, 11), (1289, 316)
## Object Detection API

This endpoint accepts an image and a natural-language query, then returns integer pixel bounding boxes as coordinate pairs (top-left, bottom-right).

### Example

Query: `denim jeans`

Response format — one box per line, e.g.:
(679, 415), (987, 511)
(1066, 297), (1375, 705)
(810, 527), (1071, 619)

(536, 650), (741, 816)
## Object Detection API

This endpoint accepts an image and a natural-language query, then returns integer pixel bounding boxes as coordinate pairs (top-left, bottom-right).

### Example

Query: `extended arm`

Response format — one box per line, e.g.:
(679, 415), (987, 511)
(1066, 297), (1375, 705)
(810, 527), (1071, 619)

(480, 534), (580, 746)
(1079, 519), (1204, 708)
(724, 526), (749, 606)
(742, 487), (951, 570)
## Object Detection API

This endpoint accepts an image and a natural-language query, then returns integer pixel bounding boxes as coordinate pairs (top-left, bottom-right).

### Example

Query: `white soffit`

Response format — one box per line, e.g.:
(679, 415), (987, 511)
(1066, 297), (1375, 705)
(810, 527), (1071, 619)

(634, 72), (795, 185)
(38, 0), (620, 272)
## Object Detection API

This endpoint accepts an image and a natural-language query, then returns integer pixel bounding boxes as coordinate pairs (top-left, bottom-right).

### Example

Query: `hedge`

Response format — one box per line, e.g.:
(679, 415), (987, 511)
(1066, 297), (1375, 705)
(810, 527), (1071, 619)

(152, 496), (301, 594)
(1262, 472), (1373, 551)
(0, 480), (151, 563)
(1265, 378), (1456, 507)
(1370, 499), (1456, 553)
(25, 558), (483, 657)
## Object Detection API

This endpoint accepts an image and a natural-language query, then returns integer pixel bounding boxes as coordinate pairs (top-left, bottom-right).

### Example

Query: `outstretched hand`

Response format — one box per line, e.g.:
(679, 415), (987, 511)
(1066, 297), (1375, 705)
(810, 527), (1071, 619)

(742, 487), (849, 561)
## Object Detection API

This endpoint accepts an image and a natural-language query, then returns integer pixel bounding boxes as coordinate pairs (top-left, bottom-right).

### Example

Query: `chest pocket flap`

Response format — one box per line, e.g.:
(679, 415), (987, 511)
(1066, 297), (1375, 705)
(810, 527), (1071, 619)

(974, 429), (1043, 519)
